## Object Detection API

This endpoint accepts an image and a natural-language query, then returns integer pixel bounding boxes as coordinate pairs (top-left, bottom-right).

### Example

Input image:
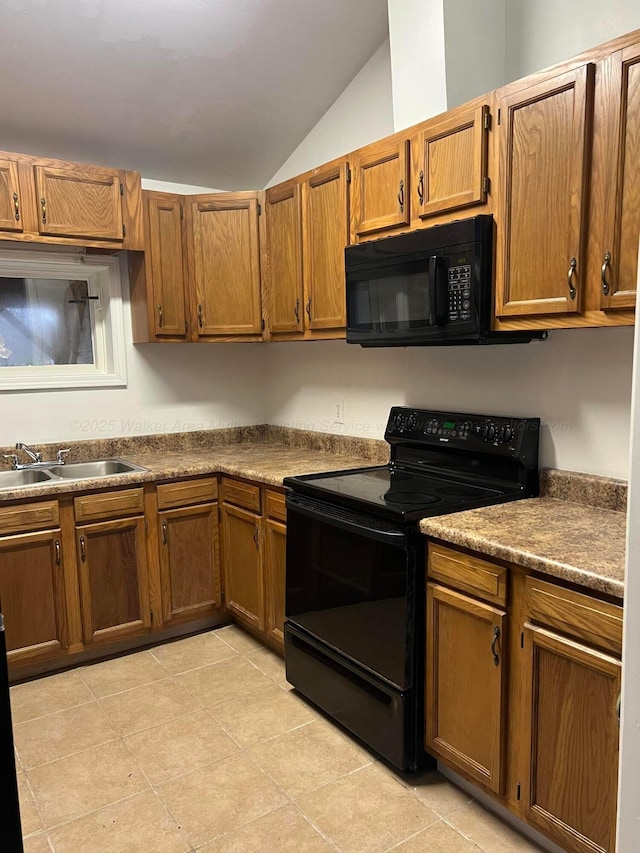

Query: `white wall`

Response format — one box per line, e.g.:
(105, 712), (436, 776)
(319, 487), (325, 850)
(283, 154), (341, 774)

(0, 255), (267, 446)
(267, 328), (635, 479)
(505, 0), (640, 81)
(267, 40), (394, 186)
(141, 179), (221, 195)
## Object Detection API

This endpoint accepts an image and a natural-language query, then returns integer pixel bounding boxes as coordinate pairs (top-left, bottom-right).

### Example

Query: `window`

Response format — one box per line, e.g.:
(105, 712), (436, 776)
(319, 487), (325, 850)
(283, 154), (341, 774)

(0, 250), (126, 390)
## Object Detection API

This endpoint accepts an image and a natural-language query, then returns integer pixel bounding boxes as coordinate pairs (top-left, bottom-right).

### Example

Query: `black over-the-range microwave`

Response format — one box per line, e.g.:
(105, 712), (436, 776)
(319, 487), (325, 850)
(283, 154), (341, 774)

(345, 214), (545, 346)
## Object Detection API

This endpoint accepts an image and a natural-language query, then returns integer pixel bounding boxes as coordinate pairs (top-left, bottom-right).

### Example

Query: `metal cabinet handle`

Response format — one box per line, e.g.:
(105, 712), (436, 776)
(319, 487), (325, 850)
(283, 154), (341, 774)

(491, 626), (501, 666)
(197, 304), (204, 328)
(13, 192), (20, 222)
(567, 257), (577, 300)
(161, 520), (168, 545)
(617, 693), (621, 726)
(79, 535), (86, 562)
(55, 539), (61, 566)
(306, 297), (312, 321)
(253, 524), (259, 548)
(398, 180), (405, 212)
(157, 304), (163, 328)
(417, 170), (424, 206)
(601, 251), (611, 296)
(294, 299), (300, 323)
(41, 197), (47, 225)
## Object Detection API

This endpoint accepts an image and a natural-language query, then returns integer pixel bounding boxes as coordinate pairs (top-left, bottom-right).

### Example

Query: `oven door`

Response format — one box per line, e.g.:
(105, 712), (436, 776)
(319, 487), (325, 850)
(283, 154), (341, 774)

(285, 493), (417, 691)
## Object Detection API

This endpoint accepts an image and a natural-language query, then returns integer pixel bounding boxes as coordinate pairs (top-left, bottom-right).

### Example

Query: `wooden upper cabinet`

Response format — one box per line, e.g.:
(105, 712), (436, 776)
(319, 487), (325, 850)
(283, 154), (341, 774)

(522, 625), (621, 853)
(34, 163), (124, 240)
(189, 192), (263, 338)
(411, 103), (490, 223)
(351, 138), (410, 240)
(495, 64), (595, 318)
(302, 162), (350, 331)
(0, 157), (24, 233)
(265, 181), (304, 334)
(598, 43), (640, 310)
(144, 191), (188, 338)
(426, 583), (507, 794)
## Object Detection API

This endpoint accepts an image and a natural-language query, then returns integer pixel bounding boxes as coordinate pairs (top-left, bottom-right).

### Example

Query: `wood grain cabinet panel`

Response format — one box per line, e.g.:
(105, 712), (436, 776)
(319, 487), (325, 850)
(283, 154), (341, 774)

(144, 191), (189, 338)
(302, 162), (349, 331)
(188, 192), (263, 338)
(412, 103), (490, 223)
(495, 64), (595, 317)
(351, 139), (410, 239)
(158, 503), (221, 624)
(426, 583), (507, 794)
(599, 43), (640, 310)
(522, 625), (621, 853)
(0, 529), (67, 665)
(221, 502), (264, 632)
(76, 516), (151, 644)
(265, 181), (304, 333)
(0, 157), (24, 233)
(264, 517), (286, 650)
(34, 163), (124, 240)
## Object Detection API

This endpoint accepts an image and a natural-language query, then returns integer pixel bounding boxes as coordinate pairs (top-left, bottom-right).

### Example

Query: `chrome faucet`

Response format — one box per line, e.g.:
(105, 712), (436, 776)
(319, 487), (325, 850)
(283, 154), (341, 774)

(3, 444), (71, 470)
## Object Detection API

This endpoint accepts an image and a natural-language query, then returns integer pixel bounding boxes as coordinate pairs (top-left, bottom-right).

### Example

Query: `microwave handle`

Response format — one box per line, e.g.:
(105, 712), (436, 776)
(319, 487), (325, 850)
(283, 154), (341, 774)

(429, 255), (448, 326)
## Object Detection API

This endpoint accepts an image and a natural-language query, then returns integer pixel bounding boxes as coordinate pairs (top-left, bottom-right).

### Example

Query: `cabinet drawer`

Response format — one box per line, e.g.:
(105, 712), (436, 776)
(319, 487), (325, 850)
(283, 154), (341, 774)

(221, 477), (261, 513)
(74, 488), (144, 523)
(157, 477), (218, 509)
(265, 490), (286, 522)
(525, 576), (623, 656)
(428, 543), (507, 607)
(0, 500), (59, 535)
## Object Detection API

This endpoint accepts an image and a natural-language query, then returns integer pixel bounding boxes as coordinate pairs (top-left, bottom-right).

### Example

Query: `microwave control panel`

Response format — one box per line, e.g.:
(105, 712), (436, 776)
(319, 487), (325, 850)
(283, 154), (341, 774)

(448, 264), (472, 322)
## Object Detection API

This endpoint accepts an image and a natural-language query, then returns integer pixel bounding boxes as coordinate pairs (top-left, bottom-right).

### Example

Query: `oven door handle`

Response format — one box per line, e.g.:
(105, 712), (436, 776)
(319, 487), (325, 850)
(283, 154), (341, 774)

(286, 494), (408, 546)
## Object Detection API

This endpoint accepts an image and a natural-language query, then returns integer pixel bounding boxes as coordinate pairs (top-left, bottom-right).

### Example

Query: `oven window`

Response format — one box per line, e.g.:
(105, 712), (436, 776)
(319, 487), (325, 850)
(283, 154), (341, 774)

(347, 263), (432, 332)
(286, 508), (412, 689)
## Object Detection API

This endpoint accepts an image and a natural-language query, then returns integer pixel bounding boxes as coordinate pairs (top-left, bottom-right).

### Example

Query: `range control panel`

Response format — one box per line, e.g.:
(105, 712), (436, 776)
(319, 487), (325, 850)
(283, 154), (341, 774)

(448, 264), (472, 322)
(385, 407), (540, 457)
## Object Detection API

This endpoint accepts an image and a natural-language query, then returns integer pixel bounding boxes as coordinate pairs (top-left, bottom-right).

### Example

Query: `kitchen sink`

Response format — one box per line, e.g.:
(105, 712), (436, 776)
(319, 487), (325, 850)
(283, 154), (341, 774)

(0, 469), (55, 489)
(44, 459), (147, 479)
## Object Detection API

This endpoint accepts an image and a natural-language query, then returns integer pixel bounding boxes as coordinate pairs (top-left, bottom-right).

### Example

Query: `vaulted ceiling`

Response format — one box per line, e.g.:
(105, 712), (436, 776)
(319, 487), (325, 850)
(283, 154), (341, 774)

(0, 0), (389, 188)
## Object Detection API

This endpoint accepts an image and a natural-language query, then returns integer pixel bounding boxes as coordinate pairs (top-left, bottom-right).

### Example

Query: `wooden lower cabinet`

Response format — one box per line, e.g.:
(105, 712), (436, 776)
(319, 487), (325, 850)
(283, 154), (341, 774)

(522, 625), (621, 853)
(426, 543), (622, 853)
(76, 516), (151, 644)
(426, 582), (506, 794)
(264, 517), (286, 649)
(0, 529), (67, 665)
(158, 503), (221, 625)
(221, 502), (265, 632)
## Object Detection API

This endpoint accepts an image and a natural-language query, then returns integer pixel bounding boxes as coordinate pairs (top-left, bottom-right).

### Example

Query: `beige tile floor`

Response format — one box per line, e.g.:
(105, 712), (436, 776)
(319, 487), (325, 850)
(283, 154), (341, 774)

(12, 625), (545, 853)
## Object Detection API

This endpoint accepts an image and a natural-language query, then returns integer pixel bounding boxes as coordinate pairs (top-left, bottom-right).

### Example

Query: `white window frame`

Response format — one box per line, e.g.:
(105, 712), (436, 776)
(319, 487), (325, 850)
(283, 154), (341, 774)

(0, 250), (127, 390)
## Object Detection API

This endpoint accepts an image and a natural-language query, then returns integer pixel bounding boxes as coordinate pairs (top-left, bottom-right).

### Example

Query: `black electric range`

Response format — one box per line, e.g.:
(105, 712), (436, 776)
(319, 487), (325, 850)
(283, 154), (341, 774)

(283, 406), (540, 771)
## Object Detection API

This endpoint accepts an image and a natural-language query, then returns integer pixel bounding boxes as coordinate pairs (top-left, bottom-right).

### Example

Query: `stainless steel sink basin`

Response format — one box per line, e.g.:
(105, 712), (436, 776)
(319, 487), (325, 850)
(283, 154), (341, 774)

(45, 459), (147, 479)
(0, 469), (54, 489)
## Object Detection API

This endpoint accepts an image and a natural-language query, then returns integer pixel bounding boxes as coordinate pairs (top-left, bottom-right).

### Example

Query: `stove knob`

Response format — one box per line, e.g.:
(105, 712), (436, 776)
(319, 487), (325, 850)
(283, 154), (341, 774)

(394, 413), (405, 432)
(407, 413), (417, 432)
(500, 425), (514, 444)
(482, 422), (497, 442)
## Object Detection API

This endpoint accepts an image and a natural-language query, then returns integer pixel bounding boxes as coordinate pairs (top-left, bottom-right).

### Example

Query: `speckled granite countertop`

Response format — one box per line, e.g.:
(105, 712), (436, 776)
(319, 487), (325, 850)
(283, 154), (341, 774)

(420, 496), (626, 599)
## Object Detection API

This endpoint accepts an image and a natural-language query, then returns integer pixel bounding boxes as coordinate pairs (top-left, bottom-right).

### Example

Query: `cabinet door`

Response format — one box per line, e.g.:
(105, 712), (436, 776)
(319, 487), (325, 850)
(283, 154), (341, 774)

(34, 164), (124, 240)
(522, 624), (620, 853)
(495, 64), (594, 317)
(426, 583), (507, 794)
(0, 530), (67, 665)
(221, 503), (264, 632)
(412, 104), (489, 221)
(0, 157), (23, 233)
(600, 44), (640, 310)
(145, 192), (188, 338)
(265, 181), (304, 333)
(302, 162), (349, 331)
(77, 517), (151, 644)
(351, 139), (409, 239)
(264, 518), (286, 650)
(189, 193), (262, 337)
(158, 503), (221, 624)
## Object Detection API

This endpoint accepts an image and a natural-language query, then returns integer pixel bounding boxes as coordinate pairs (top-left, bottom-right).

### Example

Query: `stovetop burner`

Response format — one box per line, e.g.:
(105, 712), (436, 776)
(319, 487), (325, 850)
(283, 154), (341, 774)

(383, 490), (441, 506)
